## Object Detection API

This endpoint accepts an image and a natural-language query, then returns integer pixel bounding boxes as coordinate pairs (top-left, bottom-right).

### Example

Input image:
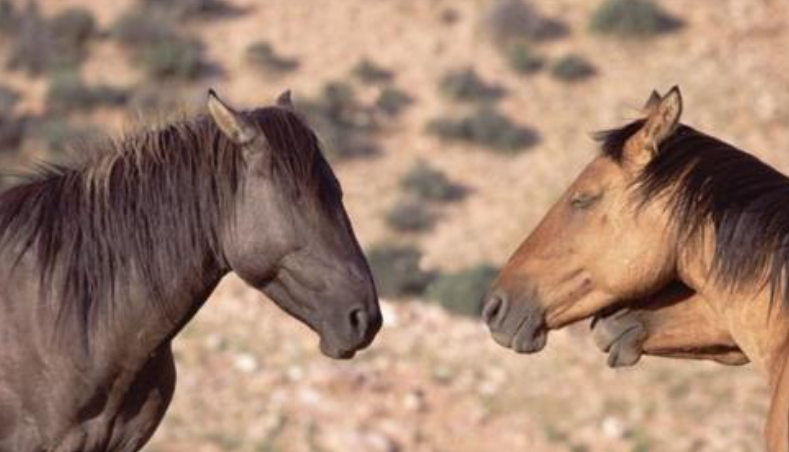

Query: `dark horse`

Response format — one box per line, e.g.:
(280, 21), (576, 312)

(485, 87), (789, 451)
(0, 90), (381, 452)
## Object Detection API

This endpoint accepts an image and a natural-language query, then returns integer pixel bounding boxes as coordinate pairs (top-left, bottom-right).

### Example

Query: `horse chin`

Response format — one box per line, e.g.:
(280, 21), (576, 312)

(319, 338), (357, 360)
(511, 322), (548, 353)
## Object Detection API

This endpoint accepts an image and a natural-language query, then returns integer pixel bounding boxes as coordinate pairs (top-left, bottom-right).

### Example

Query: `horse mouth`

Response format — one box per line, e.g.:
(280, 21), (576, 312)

(491, 312), (548, 354)
(319, 338), (359, 360)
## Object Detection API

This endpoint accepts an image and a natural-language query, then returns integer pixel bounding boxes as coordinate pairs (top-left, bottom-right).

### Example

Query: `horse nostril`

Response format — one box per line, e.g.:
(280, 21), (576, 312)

(349, 308), (368, 335)
(482, 293), (507, 327)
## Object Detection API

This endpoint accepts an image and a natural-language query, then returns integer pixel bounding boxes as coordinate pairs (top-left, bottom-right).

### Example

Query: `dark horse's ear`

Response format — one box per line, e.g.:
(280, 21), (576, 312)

(207, 89), (259, 145)
(276, 90), (294, 109)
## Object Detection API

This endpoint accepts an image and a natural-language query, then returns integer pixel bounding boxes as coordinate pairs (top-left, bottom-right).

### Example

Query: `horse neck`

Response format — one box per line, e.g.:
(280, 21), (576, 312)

(678, 231), (789, 377)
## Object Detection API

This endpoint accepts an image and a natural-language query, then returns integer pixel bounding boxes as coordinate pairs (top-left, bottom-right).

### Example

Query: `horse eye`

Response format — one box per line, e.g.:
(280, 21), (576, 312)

(570, 192), (602, 209)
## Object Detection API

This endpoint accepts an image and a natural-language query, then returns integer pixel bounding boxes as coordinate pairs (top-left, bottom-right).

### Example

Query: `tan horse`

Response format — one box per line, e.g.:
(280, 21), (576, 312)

(484, 87), (789, 451)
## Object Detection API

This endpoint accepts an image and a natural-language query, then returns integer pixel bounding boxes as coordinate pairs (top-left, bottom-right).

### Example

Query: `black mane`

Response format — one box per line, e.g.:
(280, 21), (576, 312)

(598, 120), (789, 303)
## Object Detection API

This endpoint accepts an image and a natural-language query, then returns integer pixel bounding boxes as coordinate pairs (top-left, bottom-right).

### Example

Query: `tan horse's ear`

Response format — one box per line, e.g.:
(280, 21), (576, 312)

(642, 90), (662, 115)
(207, 89), (258, 145)
(623, 87), (682, 169)
(642, 86), (682, 150)
(276, 90), (294, 108)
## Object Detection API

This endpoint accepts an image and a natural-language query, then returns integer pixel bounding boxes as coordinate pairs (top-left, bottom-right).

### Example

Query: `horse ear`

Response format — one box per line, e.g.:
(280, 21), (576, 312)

(642, 86), (682, 151)
(207, 89), (258, 145)
(276, 90), (294, 108)
(642, 90), (662, 114)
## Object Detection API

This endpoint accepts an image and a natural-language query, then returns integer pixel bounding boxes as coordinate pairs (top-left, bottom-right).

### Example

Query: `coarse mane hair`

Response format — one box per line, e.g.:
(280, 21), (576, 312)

(596, 119), (789, 304)
(0, 106), (339, 328)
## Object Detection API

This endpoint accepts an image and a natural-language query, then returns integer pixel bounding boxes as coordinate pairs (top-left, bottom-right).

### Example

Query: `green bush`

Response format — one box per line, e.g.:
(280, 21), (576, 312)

(590, 0), (682, 38)
(367, 244), (435, 298)
(426, 264), (499, 317)
(245, 42), (299, 74)
(504, 41), (544, 75)
(439, 68), (504, 103)
(0, 0), (17, 34)
(5, 2), (92, 74)
(49, 7), (97, 48)
(112, 6), (211, 82)
(139, 36), (206, 81)
(128, 84), (183, 113)
(483, 0), (567, 44)
(550, 55), (596, 83)
(427, 107), (539, 153)
(112, 9), (174, 46)
(0, 117), (24, 155)
(0, 84), (19, 114)
(400, 161), (465, 203)
(29, 118), (98, 155)
(140, 0), (239, 21)
(300, 81), (380, 160)
(352, 59), (394, 85)
(46, 74), (127, 113)
(385, 199), (437, 233)
(375, 87), (413, 117)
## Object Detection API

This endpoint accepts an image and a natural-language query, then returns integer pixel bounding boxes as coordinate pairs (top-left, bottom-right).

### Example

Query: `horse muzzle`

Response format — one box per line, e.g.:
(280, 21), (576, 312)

(482, 289), (548, 354)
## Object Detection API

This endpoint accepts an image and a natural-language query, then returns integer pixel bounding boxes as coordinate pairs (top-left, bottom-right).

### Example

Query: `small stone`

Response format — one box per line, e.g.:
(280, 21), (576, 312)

(403, 389), (427, 413)
(233, 353), (258, 373)
(601, 416), (626, 439)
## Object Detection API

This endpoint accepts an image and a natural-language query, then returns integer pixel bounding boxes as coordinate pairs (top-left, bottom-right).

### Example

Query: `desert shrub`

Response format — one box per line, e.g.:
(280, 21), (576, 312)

(426, 264), (499, 317)
(427, 107), (539, 153)
(0, 84), (19, 114)
(300, 81), (380, 160)
(245, 41), (299, 74)
(46, 74), (127, 113)
(590, 0), (682, 38)
(29, 118), (98, 155)
(50, 7), (97, 48)
(385, 199), (437, 233)
(6, 3), (77, 74)
(128, 84), (184, 112)
(483, 0), (567, 45)
(550, 54), (596, 83)
(504, 41), (544, 75)
(139, 36), (206, 81)
(400, 161), (465, 203)
(113, 6), (210, 82)
(367, 244), (434, 298)
(352, 59), (394, 85)
(5, 4), (98, 75)
(375, 87), (412, 117)
(112, 9), (174, 46)
(6, 3), (52, 74)
(140, 0), (240, 21)
(0, 0), (17, 34)
(439, 68), (504, 103)
(0, 117), (24, 154)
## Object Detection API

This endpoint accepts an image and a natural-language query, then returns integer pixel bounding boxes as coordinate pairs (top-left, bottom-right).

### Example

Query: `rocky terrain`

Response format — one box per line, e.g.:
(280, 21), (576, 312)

(3, 0), (789, 450)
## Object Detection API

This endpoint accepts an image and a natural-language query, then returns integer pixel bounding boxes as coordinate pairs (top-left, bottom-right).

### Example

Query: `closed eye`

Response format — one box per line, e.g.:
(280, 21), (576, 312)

(570, 191), (603, 209)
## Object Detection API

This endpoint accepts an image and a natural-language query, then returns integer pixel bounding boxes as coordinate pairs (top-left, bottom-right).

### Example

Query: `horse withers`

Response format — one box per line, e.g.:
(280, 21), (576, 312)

(484, 87), (789, 451)
(0, 90), (381, 452)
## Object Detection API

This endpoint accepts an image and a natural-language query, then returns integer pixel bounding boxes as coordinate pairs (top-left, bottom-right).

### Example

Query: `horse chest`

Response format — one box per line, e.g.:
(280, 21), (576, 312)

(0, 347), (175, 452)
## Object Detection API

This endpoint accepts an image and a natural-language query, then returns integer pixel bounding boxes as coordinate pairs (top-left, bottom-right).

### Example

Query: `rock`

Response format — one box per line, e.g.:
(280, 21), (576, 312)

(233, 353), (259, 373)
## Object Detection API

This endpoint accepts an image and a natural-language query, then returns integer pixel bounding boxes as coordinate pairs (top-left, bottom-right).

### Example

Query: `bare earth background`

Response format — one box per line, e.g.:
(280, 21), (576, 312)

(3, 0), (789, 451)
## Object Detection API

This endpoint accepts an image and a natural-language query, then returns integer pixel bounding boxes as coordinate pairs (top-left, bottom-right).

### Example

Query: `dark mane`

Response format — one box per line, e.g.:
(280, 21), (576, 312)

(597, 120), (789, 304)
(0, 106), (336, 329)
